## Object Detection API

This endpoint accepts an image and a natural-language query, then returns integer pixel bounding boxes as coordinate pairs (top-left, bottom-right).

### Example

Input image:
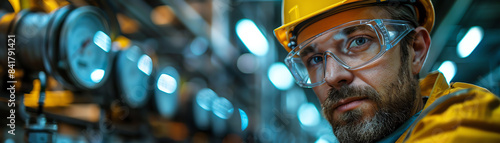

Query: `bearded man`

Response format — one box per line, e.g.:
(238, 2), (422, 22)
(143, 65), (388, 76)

(273, 0), (500, 142)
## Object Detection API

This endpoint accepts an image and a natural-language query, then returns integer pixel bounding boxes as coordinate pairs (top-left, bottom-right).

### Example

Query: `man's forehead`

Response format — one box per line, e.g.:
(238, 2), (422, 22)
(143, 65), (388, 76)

(297, 6), (391, 44)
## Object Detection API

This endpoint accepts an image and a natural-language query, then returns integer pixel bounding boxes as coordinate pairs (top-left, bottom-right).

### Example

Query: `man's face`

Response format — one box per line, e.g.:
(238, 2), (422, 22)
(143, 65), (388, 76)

(297, 7), (420, 142)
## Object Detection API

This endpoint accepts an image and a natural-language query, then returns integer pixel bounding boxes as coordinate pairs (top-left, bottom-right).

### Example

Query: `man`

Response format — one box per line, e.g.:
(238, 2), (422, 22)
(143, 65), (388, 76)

(273, 0), (500, 142)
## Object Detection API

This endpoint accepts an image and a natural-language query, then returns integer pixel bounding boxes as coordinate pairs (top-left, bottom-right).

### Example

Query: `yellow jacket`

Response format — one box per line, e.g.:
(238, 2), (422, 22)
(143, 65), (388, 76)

(394, 72), (500, 143)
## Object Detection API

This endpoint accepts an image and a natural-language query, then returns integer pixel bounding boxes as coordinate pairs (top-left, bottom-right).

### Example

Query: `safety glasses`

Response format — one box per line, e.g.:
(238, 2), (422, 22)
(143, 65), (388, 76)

(285, 19), (414, 88)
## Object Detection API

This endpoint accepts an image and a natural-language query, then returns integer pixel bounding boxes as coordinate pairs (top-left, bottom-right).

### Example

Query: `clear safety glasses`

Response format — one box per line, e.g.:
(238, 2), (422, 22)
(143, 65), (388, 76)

(285, 19), (414, 88)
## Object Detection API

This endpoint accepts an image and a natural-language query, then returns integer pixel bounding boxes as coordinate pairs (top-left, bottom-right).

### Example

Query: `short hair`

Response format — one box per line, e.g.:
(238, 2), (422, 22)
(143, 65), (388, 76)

(380, 5), (420, 78)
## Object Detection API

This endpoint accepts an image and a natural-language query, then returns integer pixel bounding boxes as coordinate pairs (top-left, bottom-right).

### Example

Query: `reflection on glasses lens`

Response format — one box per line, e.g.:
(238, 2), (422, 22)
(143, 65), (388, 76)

(285, 19), (414, 88)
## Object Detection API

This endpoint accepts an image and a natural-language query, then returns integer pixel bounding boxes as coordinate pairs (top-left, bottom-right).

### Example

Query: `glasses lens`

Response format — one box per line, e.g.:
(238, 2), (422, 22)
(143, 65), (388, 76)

(286, 20), (412, 88)
(287, 56), (325, 87)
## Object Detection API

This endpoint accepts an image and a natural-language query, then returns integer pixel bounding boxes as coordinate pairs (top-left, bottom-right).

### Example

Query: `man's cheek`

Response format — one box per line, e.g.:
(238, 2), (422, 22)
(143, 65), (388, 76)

(313, 87), (329, 103)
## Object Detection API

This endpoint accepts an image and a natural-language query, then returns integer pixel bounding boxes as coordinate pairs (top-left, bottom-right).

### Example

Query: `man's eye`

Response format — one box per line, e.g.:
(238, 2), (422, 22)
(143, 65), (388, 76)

(308, 55), (323, 66)
(347, 37), (371, 51)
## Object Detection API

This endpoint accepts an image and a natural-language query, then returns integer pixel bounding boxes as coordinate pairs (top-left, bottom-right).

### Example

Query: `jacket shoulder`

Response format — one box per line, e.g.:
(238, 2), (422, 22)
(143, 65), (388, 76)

(404, 86), (500, 143)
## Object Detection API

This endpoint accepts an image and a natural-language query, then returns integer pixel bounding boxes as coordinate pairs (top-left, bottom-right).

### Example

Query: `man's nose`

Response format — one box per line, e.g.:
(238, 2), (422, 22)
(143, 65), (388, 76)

(324, 56), (354, 89)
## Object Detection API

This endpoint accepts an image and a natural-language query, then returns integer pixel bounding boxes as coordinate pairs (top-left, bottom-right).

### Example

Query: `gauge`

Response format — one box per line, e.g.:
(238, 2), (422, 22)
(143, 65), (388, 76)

(2, 5), (115, 91)
(2, 6), (115, 90)
(54, 6), (113, 89)
(115, 45), (155, 108)
(155, 66), (180, 118)
(15, 10), (51, 72)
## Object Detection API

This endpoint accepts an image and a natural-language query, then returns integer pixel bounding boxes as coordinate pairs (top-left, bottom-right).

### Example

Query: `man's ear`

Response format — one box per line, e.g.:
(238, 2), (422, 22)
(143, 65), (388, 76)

(410, 27), (431, 75)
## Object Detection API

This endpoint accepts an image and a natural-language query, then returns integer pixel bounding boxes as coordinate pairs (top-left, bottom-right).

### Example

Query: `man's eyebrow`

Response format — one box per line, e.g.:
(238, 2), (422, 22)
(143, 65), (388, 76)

(299, 44), (315, 58)
(341, 25), (372, 35)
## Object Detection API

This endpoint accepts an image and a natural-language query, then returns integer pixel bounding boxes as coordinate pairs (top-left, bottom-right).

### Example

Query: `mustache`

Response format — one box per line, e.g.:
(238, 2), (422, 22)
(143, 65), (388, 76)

(322, 86), (381, 117)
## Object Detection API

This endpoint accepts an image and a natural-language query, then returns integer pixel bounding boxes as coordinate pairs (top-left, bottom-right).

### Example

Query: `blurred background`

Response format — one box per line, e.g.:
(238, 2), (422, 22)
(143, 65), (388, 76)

(0, 0), (498, 142)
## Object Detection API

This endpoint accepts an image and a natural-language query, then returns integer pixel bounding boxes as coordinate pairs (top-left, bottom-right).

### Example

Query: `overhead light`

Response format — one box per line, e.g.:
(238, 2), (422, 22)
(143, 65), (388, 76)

(297, 103), (320, 127)
(193, 88), (216, 130)
(212, 97), (233, 120)
(236, 19), (269, 56)
(196, 88), (218, 111)
(268, 62), (294, 90)
(457, 26), (483, 58)
(437, 60), (457, 83)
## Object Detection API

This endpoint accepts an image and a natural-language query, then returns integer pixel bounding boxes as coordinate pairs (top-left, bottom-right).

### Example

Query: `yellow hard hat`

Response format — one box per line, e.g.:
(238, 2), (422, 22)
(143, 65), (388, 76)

(274, 0), (434, 52)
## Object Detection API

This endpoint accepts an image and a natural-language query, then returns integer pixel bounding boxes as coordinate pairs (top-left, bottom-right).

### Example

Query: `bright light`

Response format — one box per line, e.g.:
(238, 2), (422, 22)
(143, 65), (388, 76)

(196, 88), (218, 111)
(157, 74), (177, 94)
(268, 62), (294, 90)
(438, 60), (457, 83)
(297, 103), (320, 127)
(155, 67), (180, 118)
(236, 19), (269, 56)
(239, 109), (248, 131)
(458, 26), (483, 58)
(94, 31), (111, 52)
(212, 97), (233, 119)
(90, 69), (105, 83)
(137, 55), (152, 76)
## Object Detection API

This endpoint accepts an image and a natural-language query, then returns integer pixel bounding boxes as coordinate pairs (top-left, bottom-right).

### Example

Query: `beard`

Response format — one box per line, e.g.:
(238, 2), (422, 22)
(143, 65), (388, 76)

(321, 62), (419, 143)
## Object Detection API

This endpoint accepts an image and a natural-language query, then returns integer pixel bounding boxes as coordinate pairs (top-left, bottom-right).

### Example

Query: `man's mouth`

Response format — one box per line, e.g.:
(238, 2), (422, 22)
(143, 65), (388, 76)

(332, 97), (368, 113)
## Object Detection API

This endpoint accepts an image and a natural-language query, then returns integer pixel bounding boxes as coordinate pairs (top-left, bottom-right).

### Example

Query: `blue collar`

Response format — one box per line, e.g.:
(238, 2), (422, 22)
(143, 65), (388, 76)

(376, 110), (422, 143)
